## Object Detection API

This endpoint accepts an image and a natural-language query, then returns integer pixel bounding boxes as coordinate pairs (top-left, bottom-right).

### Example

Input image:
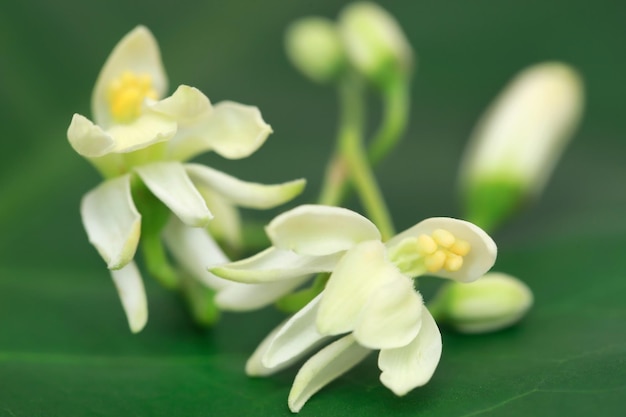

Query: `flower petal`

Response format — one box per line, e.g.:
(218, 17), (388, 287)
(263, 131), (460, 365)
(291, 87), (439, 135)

(195, 187), (242, 249)
(110, 262), (148, 333)
(288, 334), (371, 413)
(378, 306), (442, 396)
(316, 240), (397, 336)
(80, 175), (141, 269)
(167, 101), (273, 161)
(215, 275), (310, 312)
(353, 276), (423, 350)
(92, 26), (167, 127)
(162, 216), (230, 290)
(387, 217), (497, 282)
(134, 161), (212, 227)
(185, 163), (306, 209)
(67, 114), (115, 158)
(149, 85), (212, 125)
(267, 205), (381, 256)
(105, 112), (177, 154)
(210, 247), (340, 283)
(263, 295), (329, 369)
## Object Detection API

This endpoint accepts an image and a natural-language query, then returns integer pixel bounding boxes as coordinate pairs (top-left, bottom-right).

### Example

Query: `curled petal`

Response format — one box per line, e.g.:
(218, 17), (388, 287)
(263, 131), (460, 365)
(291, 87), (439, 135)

(185, 163), (305, 209)
(149, 85), (213, 126)
(134, 161), (212, 227)
(80, 175), (141, 269)
(317, 240), (398, 336)
(263, 295), (329, 369)
(162, 217), (230, 290)
(92, 26), (168, 127)
(378, 306), (442, 396)
(110, 262), (148, 333)
(353, 277), (423, 350)
(168, 101), (273, 161)
(387, 217), (497, 282)
(215, 275), (310, 312)
(67, 114), (115, 157)
(267, 205), (381, 256)
(210, 247), (340, 283)
(288, 334), (371, 413)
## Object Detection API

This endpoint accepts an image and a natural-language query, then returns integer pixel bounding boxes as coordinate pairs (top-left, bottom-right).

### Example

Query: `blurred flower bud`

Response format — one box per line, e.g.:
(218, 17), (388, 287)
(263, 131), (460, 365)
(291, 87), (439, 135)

(339, 2), (413, 88)
(285, 17), (346, 83)
(459, 62), (584, 231)
(432, 272), (533, 334)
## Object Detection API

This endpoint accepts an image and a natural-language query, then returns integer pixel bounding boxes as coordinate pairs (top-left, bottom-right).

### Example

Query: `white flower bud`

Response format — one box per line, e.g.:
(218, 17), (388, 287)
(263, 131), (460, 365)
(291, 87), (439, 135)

(433, 272), (533, 333)
(285, 17), (346, 83)
(339, 2), (413, 87)
(459, 62), (584, 231)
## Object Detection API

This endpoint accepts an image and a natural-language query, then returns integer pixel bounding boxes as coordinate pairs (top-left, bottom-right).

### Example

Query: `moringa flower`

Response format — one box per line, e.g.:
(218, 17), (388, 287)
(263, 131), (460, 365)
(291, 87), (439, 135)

(68, 26), (305, 332)
(211, 205), (497, 411)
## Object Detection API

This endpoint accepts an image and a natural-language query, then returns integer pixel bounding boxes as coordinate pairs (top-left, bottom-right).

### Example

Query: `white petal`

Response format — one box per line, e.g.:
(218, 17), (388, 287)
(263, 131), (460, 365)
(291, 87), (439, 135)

(149, 85), (212, 125)
(387, 217), (497, 282)
(195, 187), (242, 249)
(110, 262), (148, 333)
(162, 216), (230, 290)
(353, 277), (423, 350)
(378, 306), (442, 396)
(210, 247), (340, 283)
(263, 295), (327, 369)
(105, 112), (177, 154)
(67, 114), (115, 158)
(246, 320), (295, 377)
(80, 175), (141, 269)
(316, 240), (398, 336)
(267, 205), (381, 256)
(92, 26), (167, 127)
(185, 163), (306, 209)
(167, 101), (273, 161)
(134, 161), (212, 227)
(288, 334), (371, 413)
(215, 275), (310, 312)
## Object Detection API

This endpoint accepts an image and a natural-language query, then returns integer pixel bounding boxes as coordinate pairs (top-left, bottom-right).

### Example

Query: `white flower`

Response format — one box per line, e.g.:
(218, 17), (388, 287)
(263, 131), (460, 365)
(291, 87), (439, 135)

(68, 26), (305, 333)
(211, 205), (497, 411)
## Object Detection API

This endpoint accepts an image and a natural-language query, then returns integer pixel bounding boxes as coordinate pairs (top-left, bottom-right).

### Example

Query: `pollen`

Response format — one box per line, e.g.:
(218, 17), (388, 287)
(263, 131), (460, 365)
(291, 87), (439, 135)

(418, 229), (471, 273)
(108, 71), (158, 123)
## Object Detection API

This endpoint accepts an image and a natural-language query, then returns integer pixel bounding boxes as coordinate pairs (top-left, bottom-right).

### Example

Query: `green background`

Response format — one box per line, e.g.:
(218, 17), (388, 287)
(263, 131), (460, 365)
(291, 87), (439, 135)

(1, 0), (625, 415)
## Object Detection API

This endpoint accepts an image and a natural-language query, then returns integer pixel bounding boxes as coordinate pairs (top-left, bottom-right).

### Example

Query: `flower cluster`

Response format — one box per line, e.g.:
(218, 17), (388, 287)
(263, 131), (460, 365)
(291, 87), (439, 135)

(211, 205), (497, 411)
(67, 26), (305, 332)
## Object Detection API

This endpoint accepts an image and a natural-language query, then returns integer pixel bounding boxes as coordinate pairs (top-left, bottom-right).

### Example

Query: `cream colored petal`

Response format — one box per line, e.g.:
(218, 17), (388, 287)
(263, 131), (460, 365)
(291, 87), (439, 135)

(196, 187), (242, 249)
(80, 175), (141, 270)
(316, 240), (398, 336)
(288, 334), (371, 413)
(263, 295), (329, 369)
(215, 275), (310, 312)
(387, 217), (497, 282)
(210, 247), (340, 283)
(110, 262), (148, 333)
(267, 205), (381, 256)
(67, 113), (115, 158)
(162, 216), (230, 290)
(134, 161), (212, 227)
(105, 112), (177, 154)
(378, 306), (442, 396)
(148, 85), (212, 125)
(167, 101), (272, 161)
(93, 26), (167, 127)
(354, 277), (423, 350)
(185, 163), (305, 209)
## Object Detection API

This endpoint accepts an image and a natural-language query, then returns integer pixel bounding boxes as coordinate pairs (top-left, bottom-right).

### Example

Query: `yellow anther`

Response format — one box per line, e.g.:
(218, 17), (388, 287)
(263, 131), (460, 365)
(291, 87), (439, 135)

(107, 71), (158, 123)
(432, 229), (455, 248)
(425, 250), (446, 273)
(416, 234), (437, 255)
(444, 253), (464, 272)
(450, 239), (471, 257)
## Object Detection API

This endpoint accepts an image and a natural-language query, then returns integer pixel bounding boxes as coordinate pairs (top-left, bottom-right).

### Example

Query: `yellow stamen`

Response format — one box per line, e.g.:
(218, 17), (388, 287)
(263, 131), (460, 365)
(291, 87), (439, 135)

(444, 254), (464, 272)
(108, 71), (158, 123)
(425, 250), (446, 272)
(416, 234), (437, 255)
(450, 239), (471, 257)
(432, 229), (455, 248)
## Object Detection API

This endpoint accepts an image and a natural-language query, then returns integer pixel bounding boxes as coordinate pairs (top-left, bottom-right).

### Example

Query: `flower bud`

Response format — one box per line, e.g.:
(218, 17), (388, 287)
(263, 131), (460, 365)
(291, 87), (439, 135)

(339, 2), (413, 88)
(459, 62), (584, 231)
(285, 17), (346, 83)
(432, 272), (533, 333)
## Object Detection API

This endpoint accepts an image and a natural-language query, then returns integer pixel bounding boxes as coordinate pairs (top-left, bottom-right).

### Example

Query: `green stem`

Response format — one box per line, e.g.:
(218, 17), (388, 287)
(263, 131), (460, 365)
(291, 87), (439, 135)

(141, 227), (179, 289)
(337, 72), (395, 240)
(368, 75), (410, 166)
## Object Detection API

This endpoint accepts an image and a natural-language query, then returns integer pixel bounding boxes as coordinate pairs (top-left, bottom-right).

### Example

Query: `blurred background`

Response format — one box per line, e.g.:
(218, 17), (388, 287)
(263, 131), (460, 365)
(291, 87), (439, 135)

(0, 1), (624, 416)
